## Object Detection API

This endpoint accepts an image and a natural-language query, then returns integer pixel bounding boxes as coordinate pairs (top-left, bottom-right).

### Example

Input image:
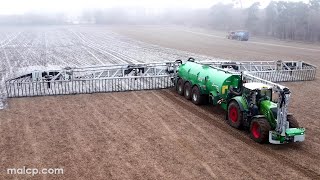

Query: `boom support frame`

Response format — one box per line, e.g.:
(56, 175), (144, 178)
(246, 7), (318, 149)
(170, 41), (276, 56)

(1, 59), (317, 112)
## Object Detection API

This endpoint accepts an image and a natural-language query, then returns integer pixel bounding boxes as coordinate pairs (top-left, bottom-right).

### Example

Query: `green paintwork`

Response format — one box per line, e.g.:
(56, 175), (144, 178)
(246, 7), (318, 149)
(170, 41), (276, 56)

(259, 100), (277, 129)
(230, 96), (248, 111)
(177, 61), (304, 144)
(178, 61), (241, 110)
(286, 128), (305, 136)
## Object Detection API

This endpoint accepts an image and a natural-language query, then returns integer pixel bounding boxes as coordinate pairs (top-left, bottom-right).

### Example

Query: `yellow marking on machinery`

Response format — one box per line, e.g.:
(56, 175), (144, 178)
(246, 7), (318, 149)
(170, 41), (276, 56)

(222, 85), (228, 94)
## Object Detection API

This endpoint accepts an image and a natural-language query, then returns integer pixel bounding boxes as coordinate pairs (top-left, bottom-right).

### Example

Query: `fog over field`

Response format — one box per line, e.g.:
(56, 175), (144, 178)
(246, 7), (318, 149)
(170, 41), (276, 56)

(0, 0), (319, 42)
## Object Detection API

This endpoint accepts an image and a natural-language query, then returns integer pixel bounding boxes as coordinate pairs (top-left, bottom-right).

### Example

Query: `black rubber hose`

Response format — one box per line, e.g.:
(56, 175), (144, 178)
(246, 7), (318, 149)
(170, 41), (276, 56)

(188, 57), (195, 62)
(229, 86), (242, 96)
(280, 88), (290, 108)
(175, 59), (182, 64)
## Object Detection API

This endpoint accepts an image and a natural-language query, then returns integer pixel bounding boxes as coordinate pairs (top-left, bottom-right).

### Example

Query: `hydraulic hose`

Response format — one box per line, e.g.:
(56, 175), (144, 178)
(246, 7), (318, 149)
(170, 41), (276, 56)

(280, 88), (290, 108)
(175, 59), (182, 65)
(187, 57), (195, 62)
(229, 86), (242, 96)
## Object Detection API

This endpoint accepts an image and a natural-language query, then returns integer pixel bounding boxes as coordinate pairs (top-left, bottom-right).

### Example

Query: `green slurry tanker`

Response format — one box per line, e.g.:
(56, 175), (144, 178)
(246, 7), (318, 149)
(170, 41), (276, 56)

(175, 58), (305, 144)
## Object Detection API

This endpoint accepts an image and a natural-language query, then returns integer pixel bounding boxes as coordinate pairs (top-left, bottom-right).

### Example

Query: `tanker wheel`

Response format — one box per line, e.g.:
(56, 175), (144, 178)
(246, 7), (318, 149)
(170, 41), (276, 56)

(191, 86), (204, 105)
(227, 101), (243, 129)
(287, 114), (299, 128)
(177, 78), (184, 96)
(184, 82), (192, 100)
(250, 118), (271, 143)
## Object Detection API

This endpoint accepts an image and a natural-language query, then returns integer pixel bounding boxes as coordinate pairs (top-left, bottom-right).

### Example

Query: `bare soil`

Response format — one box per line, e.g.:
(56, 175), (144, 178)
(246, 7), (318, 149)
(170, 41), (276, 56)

(1, 90), (319, 180)
(110, 25), (320, 63)
(1, 26), (320, 180)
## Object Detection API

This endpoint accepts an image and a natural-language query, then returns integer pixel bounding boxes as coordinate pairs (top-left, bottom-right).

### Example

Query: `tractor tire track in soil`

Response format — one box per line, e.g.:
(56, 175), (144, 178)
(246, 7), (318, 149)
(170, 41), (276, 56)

(159, 89), (320, 180)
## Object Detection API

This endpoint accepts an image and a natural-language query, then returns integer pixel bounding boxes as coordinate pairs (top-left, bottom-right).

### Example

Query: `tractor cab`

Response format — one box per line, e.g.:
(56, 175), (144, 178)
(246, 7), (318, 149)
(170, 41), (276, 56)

(241, 82), (276, 120)
(243, 82), (273, 103)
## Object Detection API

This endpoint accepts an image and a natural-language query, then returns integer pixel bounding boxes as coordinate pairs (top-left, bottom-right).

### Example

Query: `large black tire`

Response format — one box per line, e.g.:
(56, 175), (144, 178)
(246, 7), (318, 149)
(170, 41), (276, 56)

(250, 118), (271, 143)
(177, 78), (184, 96)
(227, 101), (243, 129)
(184, 82), (192, 100)
(191, 86), (205, 105)
(287, 115), (299, 128)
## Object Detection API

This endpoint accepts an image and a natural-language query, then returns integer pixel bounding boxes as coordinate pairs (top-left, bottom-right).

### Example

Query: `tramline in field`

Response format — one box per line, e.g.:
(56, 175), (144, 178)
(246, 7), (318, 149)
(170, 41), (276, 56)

(1, 58), (317, 144)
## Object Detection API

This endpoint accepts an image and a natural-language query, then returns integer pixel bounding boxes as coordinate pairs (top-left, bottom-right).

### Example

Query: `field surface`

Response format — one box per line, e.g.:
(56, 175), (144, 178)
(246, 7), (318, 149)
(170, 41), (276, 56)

(0, 25), (320, 180)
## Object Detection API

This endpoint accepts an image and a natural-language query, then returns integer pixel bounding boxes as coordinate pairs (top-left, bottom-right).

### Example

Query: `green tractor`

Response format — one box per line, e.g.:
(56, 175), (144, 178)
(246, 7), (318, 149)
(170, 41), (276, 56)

(175, 58), (305, 144)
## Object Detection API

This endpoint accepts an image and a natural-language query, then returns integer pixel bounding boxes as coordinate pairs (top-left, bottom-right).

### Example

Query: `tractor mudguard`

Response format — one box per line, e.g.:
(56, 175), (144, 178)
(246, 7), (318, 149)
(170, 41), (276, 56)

(228, 96), (248, 112)
(225, 96), (248, 122)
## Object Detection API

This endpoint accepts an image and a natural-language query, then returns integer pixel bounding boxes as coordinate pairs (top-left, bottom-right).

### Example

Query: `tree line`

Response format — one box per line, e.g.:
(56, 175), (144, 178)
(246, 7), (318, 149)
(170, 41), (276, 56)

(209, 0), (320, 42)
(79, 0), (320, 42)
(0, 1), (319, 42)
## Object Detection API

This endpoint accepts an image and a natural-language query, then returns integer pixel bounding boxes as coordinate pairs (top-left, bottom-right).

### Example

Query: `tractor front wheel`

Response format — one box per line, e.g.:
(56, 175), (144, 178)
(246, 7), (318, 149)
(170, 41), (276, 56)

(184, 82), (192, 100)
(287, 115), (299, 128)
(177, 78), (184, 96)
(250, 118), (271, 143)
(227, 101), (242, 129)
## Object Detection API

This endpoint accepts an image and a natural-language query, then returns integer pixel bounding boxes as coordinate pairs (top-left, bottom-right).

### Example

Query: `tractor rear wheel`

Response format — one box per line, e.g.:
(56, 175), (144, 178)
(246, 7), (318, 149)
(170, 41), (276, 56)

(250, 118), (271, 143)
(287, 115), (299, 128)
(184, 82), (192, 100)
(227, 101), (242, 129)
(177, 78), (184, 96)
(191, 86), (204, 105)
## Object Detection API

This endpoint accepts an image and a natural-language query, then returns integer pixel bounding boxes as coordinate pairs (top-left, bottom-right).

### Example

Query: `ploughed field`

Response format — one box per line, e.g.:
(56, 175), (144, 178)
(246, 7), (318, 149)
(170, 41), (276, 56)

(1, 26), (320, 179)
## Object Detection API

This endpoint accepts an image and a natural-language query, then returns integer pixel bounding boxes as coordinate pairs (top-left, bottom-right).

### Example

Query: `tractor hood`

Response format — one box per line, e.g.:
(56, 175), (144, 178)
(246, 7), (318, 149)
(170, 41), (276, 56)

(259, 100), (278, 128)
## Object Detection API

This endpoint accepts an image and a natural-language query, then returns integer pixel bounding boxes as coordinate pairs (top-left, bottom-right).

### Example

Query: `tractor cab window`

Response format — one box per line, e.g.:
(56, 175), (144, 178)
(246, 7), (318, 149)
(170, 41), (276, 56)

(272, 91), (279, 103)
(243, 87), (252, 97)
(257, 89), (272, 101)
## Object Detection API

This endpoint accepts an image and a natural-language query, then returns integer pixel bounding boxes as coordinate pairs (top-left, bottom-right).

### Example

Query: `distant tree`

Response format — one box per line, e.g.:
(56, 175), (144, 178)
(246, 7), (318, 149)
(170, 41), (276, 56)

(245, 2), (260, 34)
(309, 0), (320, 10)
(209, 3), (235, 30)
(308, 0), (320, 41)
(265, 1), (278, 36)
(232, 0), (243, 8)
(80, 10), (96, 24)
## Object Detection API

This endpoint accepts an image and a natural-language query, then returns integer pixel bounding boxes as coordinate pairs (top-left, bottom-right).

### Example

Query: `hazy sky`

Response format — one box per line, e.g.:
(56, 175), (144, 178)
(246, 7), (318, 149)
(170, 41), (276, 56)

(0, 0), (310, 15)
